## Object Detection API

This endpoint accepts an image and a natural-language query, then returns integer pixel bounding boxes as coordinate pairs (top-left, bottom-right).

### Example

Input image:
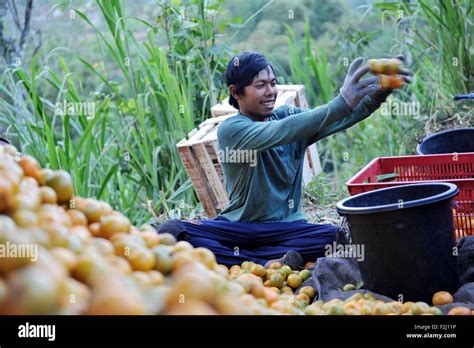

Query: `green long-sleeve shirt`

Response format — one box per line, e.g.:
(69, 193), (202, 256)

(216, 94), (380, 222)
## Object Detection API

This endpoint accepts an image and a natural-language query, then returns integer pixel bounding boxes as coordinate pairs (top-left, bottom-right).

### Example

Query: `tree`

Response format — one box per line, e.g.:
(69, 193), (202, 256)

(0, 0), (40, 68)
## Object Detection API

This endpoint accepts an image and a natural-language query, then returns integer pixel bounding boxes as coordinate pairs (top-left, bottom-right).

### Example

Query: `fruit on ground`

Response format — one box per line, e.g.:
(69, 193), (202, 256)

(79, 199), (113, 223)
(269, 261), (282, 270)
(127, 247), (155, 272)
(72, 251), (109, 285)
(39, 186), (57, 204)
(432, 291), (454, 306)
(86, 275), (147, 315)
(269, 273), (284, 288)
(18, 155), (41, 181)
(58, 277), (91, 314)
(304, 262), (314, 269)
(99, 214), (131, 239)
(299, 269), (312, 281)
(157, 233), (177, 246)
(0, 278), (7, 308)
(190, 247), (217, 269)
(299, 286), (316, 300)
(0, 147), (463, 315)
(412, 302), (431, 315)
(3, 265), (65, 314)
(343, 283), (356, 291)
(287, 274), (302, 289)
(140, 231), (160, 248)
(325, 303), (345, 315)
(51, 247), (78, 272)
(165, 299), (218, 315)
(45, 170), (74, 204)
(251, 264), (266, 277)
(447, 307), (471, 315)
(67, 209), (88, 226)
(296, 293), (310, 304)
(152, 246), (172, 275)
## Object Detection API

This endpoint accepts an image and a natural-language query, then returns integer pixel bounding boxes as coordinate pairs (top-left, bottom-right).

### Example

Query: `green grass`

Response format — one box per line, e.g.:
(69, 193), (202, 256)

(0, 1), (215, 225)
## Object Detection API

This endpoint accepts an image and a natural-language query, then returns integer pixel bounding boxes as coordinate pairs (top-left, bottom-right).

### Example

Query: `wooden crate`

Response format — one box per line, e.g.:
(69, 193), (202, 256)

(177, 85), (322, 217)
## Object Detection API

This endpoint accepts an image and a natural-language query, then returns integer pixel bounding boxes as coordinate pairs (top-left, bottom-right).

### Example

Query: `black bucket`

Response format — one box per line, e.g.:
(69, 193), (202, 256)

(336, 183), (459, 302)
(416, 128), (474, 155)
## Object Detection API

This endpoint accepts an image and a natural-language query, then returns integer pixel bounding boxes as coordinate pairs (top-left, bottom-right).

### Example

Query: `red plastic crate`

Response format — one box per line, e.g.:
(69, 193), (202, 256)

(346, 153), (474, 238)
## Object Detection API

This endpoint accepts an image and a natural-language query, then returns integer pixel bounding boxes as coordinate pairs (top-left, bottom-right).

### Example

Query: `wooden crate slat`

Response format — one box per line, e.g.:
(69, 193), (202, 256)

(199, 126), (226, 190)
(200, 126), (226, 188)
(194, 123), (216, 139)
(192, 142), (229, 211)
(176, 144), (218, 216)
(295, 87), (308, 109)
(275, 84), (305, 91)
(211, 101), (236, 117)
(307, 143), (322, 175)
(205, 141), (225, 185)
(200, 125), (219, 143)
(274, 91), (296, 108)
(302, 155), (314, 186)
(206, 141), (226, 193)
(201, 113), (236, 127)
(185, 124), (217, 146)
(187, 128), (198, 138)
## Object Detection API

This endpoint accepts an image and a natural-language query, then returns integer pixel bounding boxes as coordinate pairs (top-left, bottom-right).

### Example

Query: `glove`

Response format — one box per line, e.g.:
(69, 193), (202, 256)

(339, 57), (380, 110)
(367, 54), (413, 106)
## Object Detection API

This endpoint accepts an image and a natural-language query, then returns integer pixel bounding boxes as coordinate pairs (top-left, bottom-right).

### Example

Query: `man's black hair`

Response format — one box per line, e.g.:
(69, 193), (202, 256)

(225, 51), (275, 110)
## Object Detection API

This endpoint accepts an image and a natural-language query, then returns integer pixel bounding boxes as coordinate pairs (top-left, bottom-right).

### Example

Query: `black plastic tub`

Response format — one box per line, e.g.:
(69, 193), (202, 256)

(336, 183), (459, 302)
(416, 128), (474, 155)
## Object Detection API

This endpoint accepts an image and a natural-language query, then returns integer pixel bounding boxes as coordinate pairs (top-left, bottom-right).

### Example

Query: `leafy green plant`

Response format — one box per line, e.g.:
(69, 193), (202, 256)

(284, 17), (335, 106)
(0, 0), (240, 224)
(374, 0), (472, 105)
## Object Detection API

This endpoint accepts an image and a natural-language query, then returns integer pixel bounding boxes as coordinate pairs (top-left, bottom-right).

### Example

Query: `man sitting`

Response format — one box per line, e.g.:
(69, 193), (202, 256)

(156, 51), (410, 268)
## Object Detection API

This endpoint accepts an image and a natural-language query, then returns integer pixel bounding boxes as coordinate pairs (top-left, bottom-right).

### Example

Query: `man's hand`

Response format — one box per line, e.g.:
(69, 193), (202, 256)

(368, 55), (413, 106)
(339, 57), (380, 109)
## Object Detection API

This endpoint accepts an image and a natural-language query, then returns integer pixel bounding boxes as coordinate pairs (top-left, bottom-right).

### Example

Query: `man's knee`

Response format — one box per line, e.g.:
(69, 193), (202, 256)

(314, 223), (338, 239)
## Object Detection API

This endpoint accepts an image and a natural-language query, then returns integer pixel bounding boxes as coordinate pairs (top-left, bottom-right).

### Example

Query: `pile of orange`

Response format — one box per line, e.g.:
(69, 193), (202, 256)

(303, 290), (470, 316)
(0, 144), (472, 315)
(453, 208), (474, 238)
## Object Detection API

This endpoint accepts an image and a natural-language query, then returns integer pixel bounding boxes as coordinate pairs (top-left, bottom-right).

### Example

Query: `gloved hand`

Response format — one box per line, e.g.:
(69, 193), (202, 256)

(339, 57), (380, 109)
(367, 55), (413, 106)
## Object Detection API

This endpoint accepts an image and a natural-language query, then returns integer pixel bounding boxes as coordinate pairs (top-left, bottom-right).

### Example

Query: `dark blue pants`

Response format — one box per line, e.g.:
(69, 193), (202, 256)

(155, 216), (337, 267)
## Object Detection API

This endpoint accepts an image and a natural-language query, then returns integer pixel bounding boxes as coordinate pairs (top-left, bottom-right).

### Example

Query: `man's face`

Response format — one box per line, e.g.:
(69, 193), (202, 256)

(231, 66), (278, 121)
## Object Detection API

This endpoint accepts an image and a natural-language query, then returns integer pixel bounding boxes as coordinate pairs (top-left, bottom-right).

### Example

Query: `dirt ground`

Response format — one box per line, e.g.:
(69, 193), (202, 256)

(301, 197), (343, 226)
